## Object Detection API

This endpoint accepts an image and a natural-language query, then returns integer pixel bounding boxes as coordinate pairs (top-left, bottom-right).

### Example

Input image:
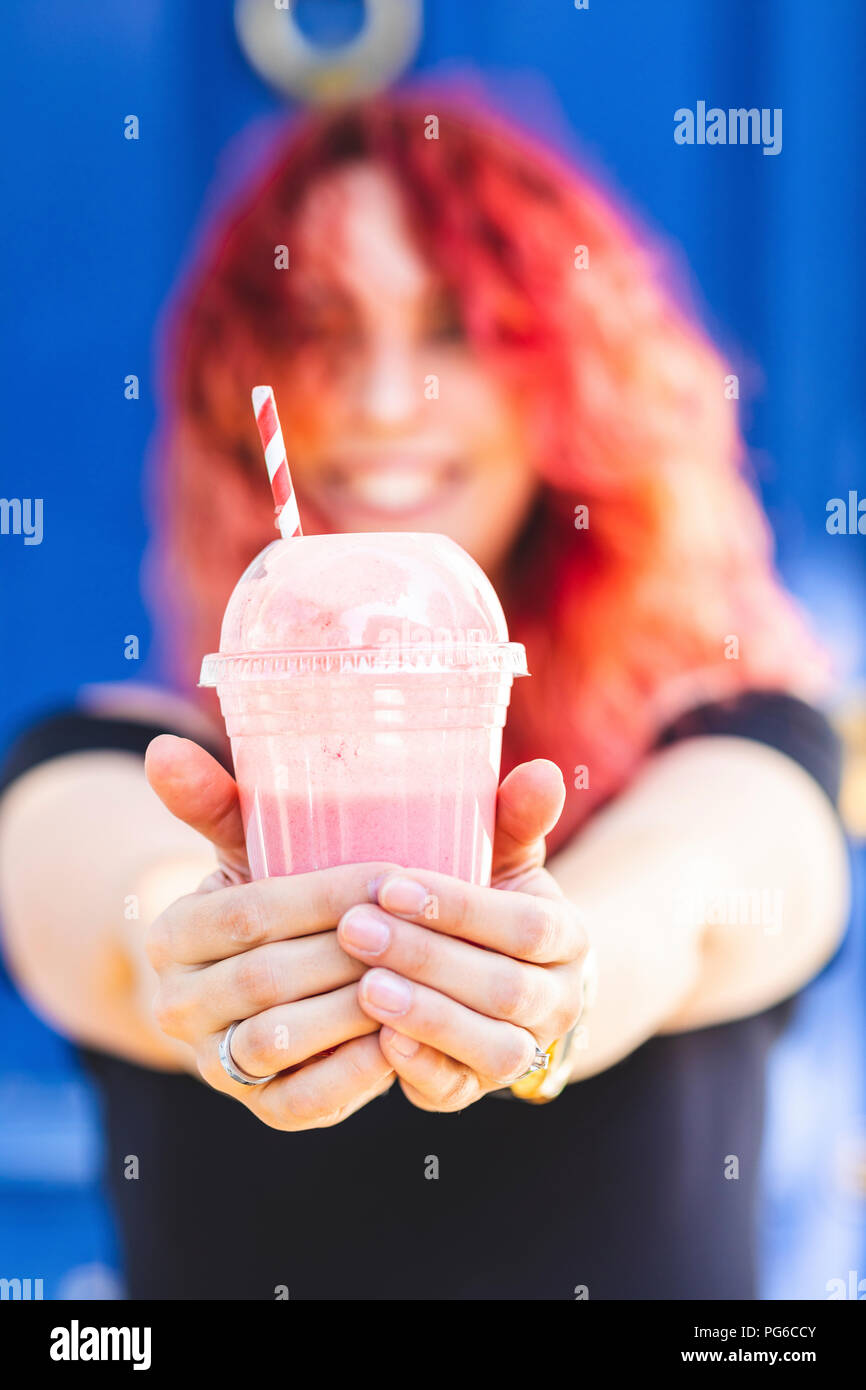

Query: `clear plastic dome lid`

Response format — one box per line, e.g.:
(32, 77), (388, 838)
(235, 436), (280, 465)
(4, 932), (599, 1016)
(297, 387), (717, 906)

(200, 532), (528, 683)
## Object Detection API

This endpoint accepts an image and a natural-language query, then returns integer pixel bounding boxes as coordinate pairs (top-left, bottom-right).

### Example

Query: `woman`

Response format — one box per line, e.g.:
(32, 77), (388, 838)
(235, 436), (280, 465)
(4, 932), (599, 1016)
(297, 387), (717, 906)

(0, 96), (849, 1299)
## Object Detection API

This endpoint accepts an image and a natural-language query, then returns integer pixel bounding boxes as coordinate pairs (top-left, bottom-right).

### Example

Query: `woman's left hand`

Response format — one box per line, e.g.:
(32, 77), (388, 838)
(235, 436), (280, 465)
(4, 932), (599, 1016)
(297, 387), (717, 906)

(337, 760), (588, 1111)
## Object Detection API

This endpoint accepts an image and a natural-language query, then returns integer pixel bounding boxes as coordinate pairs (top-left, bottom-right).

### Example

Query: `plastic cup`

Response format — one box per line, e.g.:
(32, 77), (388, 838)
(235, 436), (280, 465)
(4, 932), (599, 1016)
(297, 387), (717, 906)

(200, 532), (527, 886)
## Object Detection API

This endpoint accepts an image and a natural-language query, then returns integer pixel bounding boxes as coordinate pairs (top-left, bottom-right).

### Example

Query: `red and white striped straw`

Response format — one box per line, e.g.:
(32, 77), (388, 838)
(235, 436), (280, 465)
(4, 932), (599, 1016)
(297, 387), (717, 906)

(251, 385), (303, 538)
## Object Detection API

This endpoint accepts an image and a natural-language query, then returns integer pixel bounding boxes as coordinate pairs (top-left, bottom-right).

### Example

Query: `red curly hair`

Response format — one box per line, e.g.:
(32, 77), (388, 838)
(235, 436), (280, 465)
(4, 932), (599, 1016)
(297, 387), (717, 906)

(151, 93), (824, 851)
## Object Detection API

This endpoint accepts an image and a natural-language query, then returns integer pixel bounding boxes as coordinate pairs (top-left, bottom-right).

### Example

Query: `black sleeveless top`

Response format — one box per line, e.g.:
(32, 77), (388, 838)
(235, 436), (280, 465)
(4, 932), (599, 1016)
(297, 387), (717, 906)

(0, 692), (842, 1300)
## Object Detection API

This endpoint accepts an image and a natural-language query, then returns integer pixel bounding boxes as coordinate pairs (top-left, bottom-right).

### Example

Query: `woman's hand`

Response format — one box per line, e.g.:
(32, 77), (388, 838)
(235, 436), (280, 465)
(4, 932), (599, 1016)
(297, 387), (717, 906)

(339, 760), (589, 1111)
(145, 739), (586, 1124)
(144, 736), (397, 1130)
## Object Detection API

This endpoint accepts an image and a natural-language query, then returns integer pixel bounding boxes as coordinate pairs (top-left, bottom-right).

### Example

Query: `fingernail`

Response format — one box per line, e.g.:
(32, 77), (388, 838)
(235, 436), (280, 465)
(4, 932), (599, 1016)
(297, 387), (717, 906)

(378, 875), (428, 915)
(364, 969), (412, 1015)
(340, 907), (390, 955)
(381, 1026), (419, 1058)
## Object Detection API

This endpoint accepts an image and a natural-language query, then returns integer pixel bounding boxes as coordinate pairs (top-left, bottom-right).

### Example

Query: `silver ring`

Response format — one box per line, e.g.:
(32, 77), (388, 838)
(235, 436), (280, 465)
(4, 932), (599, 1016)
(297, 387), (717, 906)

(218, 1021), (279, 1087)
(517, 1045), (550, 1081)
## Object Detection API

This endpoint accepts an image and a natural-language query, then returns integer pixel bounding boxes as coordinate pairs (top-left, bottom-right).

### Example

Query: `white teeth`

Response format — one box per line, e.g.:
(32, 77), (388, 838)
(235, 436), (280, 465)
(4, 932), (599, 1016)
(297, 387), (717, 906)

(346, 470), (440, 514)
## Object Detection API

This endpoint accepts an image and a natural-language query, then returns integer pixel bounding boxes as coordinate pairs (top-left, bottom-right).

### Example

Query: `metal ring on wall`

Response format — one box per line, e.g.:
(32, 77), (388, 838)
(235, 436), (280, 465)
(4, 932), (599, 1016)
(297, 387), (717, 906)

(234, 0), (423, 105)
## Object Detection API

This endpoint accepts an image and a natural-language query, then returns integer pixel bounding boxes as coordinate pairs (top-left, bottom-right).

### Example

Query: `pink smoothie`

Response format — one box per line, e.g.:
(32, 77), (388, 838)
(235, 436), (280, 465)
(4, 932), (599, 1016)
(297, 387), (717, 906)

(201, 532), (527, 886)
(240, 788), (496, 881)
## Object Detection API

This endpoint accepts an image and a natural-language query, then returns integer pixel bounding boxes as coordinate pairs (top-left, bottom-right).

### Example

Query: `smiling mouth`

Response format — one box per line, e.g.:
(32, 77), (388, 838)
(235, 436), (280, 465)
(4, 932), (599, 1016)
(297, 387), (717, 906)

(317, 456), (466, 519)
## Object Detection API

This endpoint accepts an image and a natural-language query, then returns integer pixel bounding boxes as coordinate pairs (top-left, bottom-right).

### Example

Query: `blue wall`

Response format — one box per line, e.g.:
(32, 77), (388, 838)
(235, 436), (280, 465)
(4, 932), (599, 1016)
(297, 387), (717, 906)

(1, 0), (863, 1298)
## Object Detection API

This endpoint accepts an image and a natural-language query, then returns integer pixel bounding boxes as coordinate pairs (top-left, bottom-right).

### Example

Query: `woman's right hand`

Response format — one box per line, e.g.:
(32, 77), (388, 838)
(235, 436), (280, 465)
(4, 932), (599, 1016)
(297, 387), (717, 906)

(144, 735), (397, 1130)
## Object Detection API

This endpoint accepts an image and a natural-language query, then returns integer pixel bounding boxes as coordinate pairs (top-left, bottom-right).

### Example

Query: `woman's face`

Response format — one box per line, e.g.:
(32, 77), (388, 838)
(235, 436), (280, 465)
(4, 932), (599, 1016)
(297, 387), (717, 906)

(277, 161), (538, 575)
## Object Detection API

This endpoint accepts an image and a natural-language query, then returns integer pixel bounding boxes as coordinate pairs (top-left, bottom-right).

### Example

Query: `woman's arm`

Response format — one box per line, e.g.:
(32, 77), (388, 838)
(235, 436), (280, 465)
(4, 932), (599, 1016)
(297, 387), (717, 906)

(550, 736), (850, 1081)
(0, 751), (212, 1070)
